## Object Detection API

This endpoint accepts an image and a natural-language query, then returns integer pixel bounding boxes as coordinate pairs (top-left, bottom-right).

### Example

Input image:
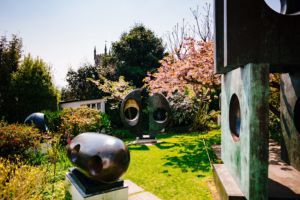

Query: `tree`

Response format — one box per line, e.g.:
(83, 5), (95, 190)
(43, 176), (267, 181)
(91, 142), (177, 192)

(164, 3), (213, 61)
(145, 38), (218, 98)
(10, 55), (59, 122)
(90, 76), (135, 128)
(111, 24), (165, 87)
(62, 64), (101, 101)
(190, 3), (213, 42)
(145, 38), (220, 127)
(0, 35), (22, 121)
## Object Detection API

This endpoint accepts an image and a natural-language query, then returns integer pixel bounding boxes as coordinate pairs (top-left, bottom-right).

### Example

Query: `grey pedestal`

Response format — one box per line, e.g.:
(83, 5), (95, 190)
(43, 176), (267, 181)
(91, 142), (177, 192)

(66, 168), (128, 200)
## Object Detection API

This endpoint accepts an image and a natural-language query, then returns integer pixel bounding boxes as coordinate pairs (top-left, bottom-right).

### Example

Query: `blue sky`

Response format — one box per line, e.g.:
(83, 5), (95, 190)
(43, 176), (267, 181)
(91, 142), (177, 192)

(0, 0), (280, 88)
(0, 0), (210, 88)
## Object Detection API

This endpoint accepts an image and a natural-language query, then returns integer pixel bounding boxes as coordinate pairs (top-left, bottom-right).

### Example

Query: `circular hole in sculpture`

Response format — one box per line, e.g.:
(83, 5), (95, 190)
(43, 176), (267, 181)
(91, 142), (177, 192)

(124, 99), (139, 121)
(294, 98), (300, 133)
(88, 156), (103, 176)
(229, 94), (241, 141)
(71, 144), (80, 163)
(124, 107), (138, 120)
(264, 0), (300, 15)
(153, 108), (168, 122)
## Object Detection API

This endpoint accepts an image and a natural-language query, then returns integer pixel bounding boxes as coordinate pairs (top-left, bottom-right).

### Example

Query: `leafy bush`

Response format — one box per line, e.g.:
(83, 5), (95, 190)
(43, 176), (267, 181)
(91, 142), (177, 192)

(90, 76), (135, 128)
(0, 121), (40, 156)
(44, 110), (61, 132)
(60, 107), (108, 139)
(269, 73), (281, 142)
(0, 157), (47, 199)
(192, 101), (220, 131)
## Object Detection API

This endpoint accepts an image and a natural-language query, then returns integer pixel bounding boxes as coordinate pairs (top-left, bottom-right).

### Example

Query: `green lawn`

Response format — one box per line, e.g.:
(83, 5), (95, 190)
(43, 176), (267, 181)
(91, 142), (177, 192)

(0, 129), (221, 200)
(124, 129), (221, 200)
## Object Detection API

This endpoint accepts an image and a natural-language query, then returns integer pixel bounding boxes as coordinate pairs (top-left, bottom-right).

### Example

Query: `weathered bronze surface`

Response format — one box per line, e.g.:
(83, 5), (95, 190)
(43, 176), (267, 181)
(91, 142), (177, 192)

(214, 0), (300, 74)
(120, 89), (171, 138)
(24, 112), (48, 132)
(67, 133), (130, 183)
(280, 73), (300, 171)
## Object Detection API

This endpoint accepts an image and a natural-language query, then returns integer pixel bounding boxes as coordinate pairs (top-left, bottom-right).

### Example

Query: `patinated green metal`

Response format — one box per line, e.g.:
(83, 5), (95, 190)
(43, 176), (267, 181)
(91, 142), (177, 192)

(221, 64), (269, 199)
(280, 73), (300, 171)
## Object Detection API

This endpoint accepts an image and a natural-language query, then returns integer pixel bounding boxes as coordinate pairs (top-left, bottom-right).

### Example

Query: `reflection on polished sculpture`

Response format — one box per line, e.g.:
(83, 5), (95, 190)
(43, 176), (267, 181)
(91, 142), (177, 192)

(24, 112), (48, 132)
(120, 89), (171, 138)
(67, 133), (130, 183)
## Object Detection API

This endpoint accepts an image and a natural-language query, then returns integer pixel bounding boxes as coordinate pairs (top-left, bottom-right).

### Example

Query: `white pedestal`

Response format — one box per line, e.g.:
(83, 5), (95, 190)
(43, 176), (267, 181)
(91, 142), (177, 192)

(66, 171), (128, 200)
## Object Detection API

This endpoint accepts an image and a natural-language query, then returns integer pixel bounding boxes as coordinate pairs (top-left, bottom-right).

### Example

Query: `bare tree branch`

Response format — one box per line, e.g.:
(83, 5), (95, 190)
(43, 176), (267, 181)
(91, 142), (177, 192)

(190, 3), (213, 42)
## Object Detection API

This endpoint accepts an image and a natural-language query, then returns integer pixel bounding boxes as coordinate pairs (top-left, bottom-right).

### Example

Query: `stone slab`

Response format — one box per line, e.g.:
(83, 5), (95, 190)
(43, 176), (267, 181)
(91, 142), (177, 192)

(124, 180), (144, 195)
(268, 140), (300, 199)
(129, 192), (161, 200)
(214, 141), (300, 200)
(213, 164), (246, 200)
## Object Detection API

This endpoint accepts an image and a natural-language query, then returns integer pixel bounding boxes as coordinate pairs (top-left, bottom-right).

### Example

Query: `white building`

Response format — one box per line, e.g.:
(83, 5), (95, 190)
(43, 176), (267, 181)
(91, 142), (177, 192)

(59, 99), (106, 113)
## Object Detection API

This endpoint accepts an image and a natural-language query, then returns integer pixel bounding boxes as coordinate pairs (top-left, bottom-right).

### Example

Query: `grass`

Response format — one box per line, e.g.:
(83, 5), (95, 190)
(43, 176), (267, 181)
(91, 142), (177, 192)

(0, 129), (221, 200)
(124, 129), (221, 200)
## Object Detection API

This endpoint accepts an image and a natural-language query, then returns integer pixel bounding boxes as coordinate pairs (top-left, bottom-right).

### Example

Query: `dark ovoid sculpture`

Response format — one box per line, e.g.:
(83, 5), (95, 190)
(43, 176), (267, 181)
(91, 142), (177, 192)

(67, 133), (130, 183)
(120, 89), (171, 139)
(24, 112), (48, 132)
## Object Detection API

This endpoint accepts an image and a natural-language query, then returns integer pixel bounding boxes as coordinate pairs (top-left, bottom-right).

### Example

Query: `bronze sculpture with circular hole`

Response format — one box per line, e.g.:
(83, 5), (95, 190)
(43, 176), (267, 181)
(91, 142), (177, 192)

(229, 94), (241, 142)
(67, 133), (130, 183)
(120, 89), (171, 139)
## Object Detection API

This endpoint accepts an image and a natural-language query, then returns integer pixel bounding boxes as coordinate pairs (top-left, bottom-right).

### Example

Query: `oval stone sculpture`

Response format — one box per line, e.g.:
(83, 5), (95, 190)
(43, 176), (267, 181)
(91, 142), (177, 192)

(67, 133), (130, 183)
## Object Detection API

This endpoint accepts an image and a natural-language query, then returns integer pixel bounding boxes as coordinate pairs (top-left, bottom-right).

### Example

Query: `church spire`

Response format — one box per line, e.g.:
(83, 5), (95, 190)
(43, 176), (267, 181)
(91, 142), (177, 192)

(104, 41), (107, 56)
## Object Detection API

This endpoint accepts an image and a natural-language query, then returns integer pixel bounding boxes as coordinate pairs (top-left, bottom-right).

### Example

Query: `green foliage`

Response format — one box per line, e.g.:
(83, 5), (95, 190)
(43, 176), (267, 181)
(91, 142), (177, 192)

(192, 102), (220, 131)
(167, 87), (219, 130)
(269, 74), (281, 141)
(112, 24), (165, 87)
(62, 64), (102, 101)
(0, 143), (72, 200)
(60, 107), (108, 139)
(0, 157), (48, 200)
(110, 129), (135, 139)
(0, 35), (23, 122)
(9, 55), (59, 122)
(0, 121), (40, 156)
(44, 110), (62, 132)
(91, 76), (135, 128)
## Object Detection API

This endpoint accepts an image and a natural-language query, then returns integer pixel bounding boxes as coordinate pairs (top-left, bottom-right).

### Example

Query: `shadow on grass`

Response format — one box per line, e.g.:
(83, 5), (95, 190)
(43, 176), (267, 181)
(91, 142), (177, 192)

(128, 145), (150, 151)
(155, 142), (179, 150)
(163, 133), (221, 173)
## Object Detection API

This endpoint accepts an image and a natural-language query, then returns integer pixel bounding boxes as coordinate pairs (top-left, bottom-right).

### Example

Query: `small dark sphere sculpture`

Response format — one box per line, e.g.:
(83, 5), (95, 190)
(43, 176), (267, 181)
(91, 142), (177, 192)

(67, 133), (130, 183)
(24, 112), (48, 132)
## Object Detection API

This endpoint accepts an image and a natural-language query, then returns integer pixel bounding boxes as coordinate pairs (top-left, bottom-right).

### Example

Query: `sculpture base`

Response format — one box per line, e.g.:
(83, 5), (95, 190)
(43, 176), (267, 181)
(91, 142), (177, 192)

(213, 164), (300, 200)
(66, 168), (128, 200)
(135, 135), (158, 145)
(212, 164), (245, 200)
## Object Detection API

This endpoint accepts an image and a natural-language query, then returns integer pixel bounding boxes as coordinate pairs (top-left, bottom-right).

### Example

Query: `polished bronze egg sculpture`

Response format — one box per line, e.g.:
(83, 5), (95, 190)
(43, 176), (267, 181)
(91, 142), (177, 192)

(67, 133), (130, 183)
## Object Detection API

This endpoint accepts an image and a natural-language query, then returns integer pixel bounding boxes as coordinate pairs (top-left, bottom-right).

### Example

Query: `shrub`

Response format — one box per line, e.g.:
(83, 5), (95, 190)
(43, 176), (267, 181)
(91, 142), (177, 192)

(192, 101), (220, 131)
(60, 107), (108, 139)
(0, 122), (40, 156)
(44, 110), (61, 133)
(0, 157), (47, 199)
(90, 76), (135, 128)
